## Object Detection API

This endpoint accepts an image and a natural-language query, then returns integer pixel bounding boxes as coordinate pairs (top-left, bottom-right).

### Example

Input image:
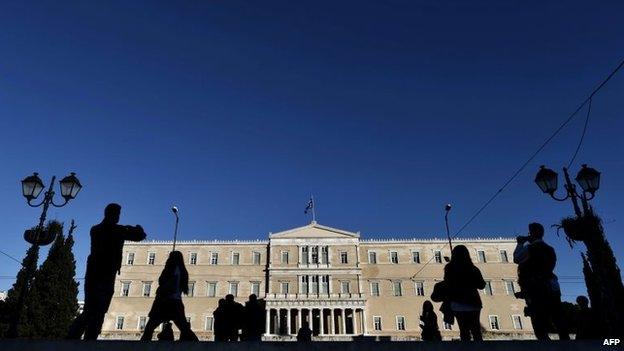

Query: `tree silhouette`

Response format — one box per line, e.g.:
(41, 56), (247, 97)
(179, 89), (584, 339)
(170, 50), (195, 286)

(2, 236), (40, 337)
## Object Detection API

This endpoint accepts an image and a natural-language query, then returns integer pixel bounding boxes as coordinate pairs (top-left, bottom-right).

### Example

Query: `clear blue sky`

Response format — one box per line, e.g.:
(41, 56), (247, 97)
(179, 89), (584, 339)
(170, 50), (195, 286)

(1, 1), (623, 302)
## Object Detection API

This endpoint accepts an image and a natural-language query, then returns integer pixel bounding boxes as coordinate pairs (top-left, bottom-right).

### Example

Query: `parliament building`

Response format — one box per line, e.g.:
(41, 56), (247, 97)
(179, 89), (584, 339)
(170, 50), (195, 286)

(101, 222), (532, 340)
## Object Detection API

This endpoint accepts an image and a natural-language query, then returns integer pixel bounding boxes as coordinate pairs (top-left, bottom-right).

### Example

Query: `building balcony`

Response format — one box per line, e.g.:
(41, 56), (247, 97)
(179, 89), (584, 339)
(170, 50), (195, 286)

(265, 292), (365, 301)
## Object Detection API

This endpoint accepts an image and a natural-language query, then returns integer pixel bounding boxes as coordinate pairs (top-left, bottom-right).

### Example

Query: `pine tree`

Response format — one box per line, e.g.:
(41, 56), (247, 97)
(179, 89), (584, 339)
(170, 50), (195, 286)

(2, 238), (40, 337)
(22, 220), (80, 339)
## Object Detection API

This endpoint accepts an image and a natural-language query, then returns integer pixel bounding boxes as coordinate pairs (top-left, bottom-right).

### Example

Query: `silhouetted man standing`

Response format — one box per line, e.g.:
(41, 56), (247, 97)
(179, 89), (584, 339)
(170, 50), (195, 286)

(514, 222), (569, 340)
(67, 203), (146, 340)
(243, 294), (265, 341)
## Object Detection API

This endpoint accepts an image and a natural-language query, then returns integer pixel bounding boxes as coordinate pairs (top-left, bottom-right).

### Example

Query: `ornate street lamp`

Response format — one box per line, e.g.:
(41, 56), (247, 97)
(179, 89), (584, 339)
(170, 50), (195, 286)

(20, 172), (82, 245)
(575, 164), (601, 196)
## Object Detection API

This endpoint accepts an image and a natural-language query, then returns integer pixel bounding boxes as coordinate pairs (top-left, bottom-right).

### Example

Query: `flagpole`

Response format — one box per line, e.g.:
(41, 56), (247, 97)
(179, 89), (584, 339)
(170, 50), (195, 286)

(311, 195), (316, 222)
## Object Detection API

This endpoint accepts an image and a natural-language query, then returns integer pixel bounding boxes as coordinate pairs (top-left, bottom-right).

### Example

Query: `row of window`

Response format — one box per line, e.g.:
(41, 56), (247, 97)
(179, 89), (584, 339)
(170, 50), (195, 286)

(114, 314), (524, 332)
(120, 281), (262, 298)
(125, 249), (510, 266)
(371, 314), (523, 332)
(367, 249), (509, 264)
(126, 251), (263, 266)
(369, 279), (515, 297)
(119, 279), (516, 298)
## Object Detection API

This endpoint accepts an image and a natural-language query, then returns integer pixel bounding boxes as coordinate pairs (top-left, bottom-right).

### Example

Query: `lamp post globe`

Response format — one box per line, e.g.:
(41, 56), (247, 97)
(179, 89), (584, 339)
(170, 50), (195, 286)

(21, 173), (45, 201)
(575, 164), (601, 195)
(59, 172), (82, 200)
(535, 165), (559, 195)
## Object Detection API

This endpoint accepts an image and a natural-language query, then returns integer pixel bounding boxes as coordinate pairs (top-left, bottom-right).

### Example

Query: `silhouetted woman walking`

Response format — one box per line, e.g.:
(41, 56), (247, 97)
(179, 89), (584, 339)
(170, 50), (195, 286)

(140, 251), (198, 341)
(443, 245), (486, 341)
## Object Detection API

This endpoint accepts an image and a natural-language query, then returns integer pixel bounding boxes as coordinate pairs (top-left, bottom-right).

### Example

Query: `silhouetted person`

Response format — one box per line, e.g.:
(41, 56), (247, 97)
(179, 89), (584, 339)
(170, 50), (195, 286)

(575, 296), (600, 339)
(297, 322), (312, 342)
(443, 245), (486, 341)
(223, 294), (244, 341)
(213, 299), (227, 341)
(140, 251), (198, 341)
(420, 300), (442, 341)
(513, 223), (569, 340)
(243, 294), (265, 341)
(67, 203), (146, 340)
(157, 322), (174, 341)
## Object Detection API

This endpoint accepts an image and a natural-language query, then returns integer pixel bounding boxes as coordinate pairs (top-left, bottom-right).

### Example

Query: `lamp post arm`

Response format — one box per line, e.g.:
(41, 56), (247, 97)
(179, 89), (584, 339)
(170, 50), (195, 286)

(51, 197), (70, 208)
(548, 192), (570, 202)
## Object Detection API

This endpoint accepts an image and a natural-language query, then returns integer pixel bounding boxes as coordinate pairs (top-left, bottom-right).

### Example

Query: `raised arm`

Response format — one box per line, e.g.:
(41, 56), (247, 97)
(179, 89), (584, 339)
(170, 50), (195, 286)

(123, 225), (146, 242)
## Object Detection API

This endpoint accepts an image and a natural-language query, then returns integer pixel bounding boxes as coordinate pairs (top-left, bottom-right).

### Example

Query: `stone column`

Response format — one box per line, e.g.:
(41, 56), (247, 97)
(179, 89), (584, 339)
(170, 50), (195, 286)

(319, 308), (325, 335)
(276, 309), (281, 335)
(310, 309), (315, 334)
(287, 309), (293, 335)
(362, 309), (368, 335)
(341, 309), (346, 335)
(330, 308), (335, 335)
(353, 309), (359, 335)
(297, 308), (302, 333)
(265, 308), (271, 335)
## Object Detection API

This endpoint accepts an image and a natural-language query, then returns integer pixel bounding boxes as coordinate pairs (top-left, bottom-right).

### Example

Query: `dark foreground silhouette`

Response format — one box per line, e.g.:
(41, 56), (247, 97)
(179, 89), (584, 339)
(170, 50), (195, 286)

(67, 203), (146, 340)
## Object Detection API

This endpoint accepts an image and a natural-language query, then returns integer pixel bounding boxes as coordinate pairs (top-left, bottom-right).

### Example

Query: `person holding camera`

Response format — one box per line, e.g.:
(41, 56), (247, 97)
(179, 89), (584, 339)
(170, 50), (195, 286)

(513, 222), (569, 340)
(67, 203), (147, 340)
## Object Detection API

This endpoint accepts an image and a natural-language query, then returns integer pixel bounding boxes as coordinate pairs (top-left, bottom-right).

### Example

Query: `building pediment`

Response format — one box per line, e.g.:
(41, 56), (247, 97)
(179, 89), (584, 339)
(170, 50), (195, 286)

(269, 221), (360, 239)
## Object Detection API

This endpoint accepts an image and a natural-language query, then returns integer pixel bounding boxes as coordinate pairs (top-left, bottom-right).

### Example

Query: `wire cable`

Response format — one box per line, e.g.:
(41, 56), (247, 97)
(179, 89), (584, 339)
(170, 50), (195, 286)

(0, 249), (22, 265)
(568, 98), (593, 168)
(412, 57), (624, 279)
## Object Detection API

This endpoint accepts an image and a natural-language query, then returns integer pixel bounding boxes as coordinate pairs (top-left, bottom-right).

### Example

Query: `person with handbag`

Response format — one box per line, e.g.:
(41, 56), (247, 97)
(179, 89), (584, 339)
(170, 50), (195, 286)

(442, 245), (486, 341)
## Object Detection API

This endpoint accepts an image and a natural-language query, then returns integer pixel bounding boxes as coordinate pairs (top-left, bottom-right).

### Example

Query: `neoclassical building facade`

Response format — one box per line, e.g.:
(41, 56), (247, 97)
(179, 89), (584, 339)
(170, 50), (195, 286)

(101, 222), (532, 340)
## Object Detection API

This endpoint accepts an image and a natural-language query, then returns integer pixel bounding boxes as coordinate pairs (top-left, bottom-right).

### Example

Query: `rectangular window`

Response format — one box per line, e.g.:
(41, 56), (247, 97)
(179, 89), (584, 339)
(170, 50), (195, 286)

(393, 281), (402, 297)
(281, 251), (289, 264)
(489, 315), (500, 330)
(251, 281), (260, 296)
(340, 281), (350, 294)
(477, 250), (487, 263)
(390, 251), (399, 264)
(207, 282), (217, 297)
(301, 246), (309, 264)
(415, 281), (425, 296)
(116, 316), (124, 330)
(205, 316), (214, 331)
(229, 282), (239, 297)
(126, 252), (135, 265)
(370, 282), (380, 297)
(186, 316), (191, 324)
(310, 276), (318, 294)
(189, 252), (197, 265)
(434, 251), (442, 264)
(138, 316), (147, 331)
(340, 251), (348, 264)
(300, 276), (308, 294)
(500, 250), (509, 263)
(396, 316), (406, 331)
(484, 281), (493, 295)
(142, 282), (152, 297)
(148, 252), (156, 265)
(121, 282), (130, 297)
(188, 281), (195, 297)
(252, 251), (261, 265)
(444, 322), (452, 330)
(321, 246), (329, 264)
(412, 251), (420, 264)
(504, 280), (515, 295)
(280, 282), (289, 294)
(512, 315), (523, 330)
(321, 275), (329, 294)
(368, 251), (377, 264)
(231, 252), (240, 265)
(210, 252), (219, 265)
(311, 246), (319, 264)
(373, 316), (382, 331)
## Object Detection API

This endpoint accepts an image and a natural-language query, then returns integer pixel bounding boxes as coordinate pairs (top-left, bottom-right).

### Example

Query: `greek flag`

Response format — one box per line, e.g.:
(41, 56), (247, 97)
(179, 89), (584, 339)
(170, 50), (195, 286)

(304, 198), (314, 214)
